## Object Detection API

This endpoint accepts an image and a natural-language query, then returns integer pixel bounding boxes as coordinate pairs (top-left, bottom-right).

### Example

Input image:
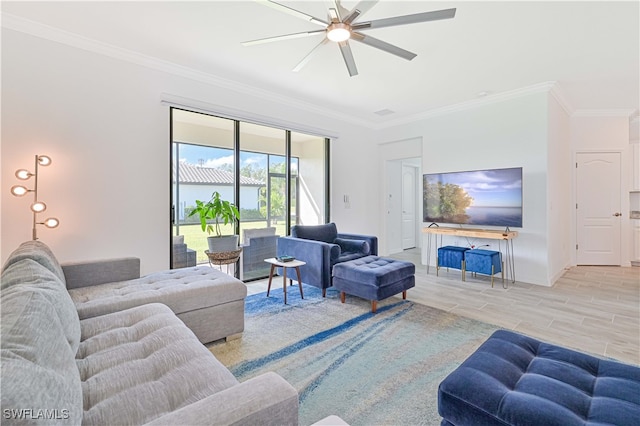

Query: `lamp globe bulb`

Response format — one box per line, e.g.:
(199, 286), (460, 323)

(43, 218), (60, 228)
(31, 201), (47, 213)
(11, 185), (29, 197)
(38, 155), (52, 166)
(15, 169), (33, 180)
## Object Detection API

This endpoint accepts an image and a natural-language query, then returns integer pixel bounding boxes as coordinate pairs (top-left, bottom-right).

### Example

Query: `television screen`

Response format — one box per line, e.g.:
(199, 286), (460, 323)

(423, 167), (523, 227)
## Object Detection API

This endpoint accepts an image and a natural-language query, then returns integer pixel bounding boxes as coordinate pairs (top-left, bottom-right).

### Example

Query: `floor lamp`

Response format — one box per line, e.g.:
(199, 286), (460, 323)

(10, 154), (60, 240)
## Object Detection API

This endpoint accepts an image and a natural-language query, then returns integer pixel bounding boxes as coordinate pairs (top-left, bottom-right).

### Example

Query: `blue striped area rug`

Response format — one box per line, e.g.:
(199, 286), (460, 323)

(209, 284), (498, 426)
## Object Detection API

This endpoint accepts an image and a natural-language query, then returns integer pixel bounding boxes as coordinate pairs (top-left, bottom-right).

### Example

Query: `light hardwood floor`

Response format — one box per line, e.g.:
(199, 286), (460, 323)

(244, 249), (640, 365)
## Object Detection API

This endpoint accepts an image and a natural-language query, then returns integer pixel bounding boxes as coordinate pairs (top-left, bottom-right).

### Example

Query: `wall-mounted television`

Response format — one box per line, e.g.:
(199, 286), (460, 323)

(423, 167), (523, 228)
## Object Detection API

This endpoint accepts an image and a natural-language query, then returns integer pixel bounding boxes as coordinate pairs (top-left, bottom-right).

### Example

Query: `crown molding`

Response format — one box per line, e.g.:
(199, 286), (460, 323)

(1, 12), (372, 131)
(372, 81), (563, 129)
(548, 83), (574, 116)
(572, 109), (638, 118)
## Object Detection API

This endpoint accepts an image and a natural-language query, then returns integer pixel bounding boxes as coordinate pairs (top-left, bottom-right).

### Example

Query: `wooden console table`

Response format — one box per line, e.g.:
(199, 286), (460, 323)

(423, 226), (518, 284)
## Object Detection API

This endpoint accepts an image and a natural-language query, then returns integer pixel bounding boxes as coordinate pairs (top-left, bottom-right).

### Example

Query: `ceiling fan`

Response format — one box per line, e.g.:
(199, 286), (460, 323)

(242, 0), (456, 77)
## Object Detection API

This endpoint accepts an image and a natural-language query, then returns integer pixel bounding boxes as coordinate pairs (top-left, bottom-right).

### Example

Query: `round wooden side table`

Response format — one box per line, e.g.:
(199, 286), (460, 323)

(264, 257), (306, 305)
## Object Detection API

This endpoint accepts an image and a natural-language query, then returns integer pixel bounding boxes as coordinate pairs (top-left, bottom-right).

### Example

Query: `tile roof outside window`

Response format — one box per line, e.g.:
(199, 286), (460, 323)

(174, 162), (264, 186)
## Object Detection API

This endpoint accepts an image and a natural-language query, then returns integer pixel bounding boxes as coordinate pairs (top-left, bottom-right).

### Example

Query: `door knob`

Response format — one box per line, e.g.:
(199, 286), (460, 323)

(613, 212), (622, 217)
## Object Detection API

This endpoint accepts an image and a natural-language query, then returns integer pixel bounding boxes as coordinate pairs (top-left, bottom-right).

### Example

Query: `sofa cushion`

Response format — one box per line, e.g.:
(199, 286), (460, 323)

(76, 303), (239, 425)
(1, 258), (80, 352)
(336, 251), (369, 264)
(334, 237), (370, 256)
(62, 257), (141, 290)
(69, 266), (247, 320)
(1, 273), (83, 424)
(291, 223), (338, 243)
(2, 240), (66, 286)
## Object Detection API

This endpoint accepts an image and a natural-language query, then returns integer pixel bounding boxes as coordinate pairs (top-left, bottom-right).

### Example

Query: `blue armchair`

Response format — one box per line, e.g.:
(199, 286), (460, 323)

(276, 223), (378, 296)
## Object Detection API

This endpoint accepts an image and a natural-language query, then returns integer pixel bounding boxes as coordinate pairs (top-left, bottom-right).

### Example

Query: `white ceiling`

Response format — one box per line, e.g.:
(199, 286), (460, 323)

(2, 1), (639, 125)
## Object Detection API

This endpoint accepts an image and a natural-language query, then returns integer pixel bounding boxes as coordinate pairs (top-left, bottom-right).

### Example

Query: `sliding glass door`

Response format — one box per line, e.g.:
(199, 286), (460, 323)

(171, 108), (329, 279)
(171, 110), (235, 266)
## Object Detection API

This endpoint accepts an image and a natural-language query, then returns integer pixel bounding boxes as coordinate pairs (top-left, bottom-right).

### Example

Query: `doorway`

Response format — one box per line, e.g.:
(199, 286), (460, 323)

(576, 151), (622, 265)
(402, 164), (418, 249)
(386, 157), (421, 254)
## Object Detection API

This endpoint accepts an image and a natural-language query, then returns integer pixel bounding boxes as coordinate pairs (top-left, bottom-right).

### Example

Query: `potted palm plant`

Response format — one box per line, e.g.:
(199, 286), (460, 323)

(188, 191), (240, 252)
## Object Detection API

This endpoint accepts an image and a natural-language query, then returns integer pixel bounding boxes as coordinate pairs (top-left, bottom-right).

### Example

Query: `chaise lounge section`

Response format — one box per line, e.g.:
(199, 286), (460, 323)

(62, 254), (246, 344)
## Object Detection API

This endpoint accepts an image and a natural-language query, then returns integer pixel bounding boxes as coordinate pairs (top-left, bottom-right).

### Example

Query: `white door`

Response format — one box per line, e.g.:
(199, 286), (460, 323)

(576, 152), (622, 265)
(402, 165), (417, 249)
(386, 160), (403, 254)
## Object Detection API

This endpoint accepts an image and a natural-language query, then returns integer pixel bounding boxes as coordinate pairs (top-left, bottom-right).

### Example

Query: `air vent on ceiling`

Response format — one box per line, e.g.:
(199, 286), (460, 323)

(374, 109), (395, 116)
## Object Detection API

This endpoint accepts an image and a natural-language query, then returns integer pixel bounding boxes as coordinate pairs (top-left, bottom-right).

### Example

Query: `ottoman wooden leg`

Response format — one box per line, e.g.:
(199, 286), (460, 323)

(371, 301), (377, 313)
(340, 292), (346, 303)
(402, 290), (407, 300)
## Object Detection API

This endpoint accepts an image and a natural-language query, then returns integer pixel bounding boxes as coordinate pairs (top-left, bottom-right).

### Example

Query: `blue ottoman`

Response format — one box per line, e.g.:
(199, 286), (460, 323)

(464, 249), (503, 287)
(438, 330), (640, 426)
(437, 246), (469, 280)
(332, 256), (415, 313)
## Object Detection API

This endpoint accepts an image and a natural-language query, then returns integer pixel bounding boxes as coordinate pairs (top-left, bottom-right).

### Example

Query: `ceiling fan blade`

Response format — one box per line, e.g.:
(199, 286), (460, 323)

(257, 0), (328, 27)
(293, 38), (330, 72)
(353, 8), (456, 30)
(351, 32), (416, 61)
(242, 29), (326, 46)
(329, 8), (340, 23)
(344, 1), (378, 24)
(328, 0), (349, 19)
(338, 40), (358, 77)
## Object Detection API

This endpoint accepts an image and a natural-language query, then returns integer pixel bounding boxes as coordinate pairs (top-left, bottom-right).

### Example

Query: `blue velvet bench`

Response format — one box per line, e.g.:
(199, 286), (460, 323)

(437, 246), (469, 280)
(438, 330), (640, 426)
(332, 256), (415, 313)
(464, 249), (503, 287)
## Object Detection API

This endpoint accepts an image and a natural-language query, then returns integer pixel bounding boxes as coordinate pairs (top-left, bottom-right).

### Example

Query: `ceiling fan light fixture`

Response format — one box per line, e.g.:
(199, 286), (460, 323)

(327, 22), (351, 42)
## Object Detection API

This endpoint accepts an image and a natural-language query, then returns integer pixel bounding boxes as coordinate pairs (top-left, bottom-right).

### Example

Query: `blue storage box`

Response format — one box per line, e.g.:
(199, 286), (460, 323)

(437, 246), (469, 279)
(464, 249), (502, 287)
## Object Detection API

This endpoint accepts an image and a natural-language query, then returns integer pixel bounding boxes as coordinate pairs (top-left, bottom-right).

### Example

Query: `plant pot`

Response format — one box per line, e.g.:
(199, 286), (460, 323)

(207, 235), (239, 253)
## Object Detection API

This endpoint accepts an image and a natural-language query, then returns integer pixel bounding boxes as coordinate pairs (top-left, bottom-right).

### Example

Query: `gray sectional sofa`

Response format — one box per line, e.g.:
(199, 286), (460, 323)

(1, 241), (298, 425)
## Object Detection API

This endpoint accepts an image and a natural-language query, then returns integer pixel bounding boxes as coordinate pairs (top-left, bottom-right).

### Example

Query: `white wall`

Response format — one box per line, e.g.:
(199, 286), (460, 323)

(295, 138), (327, 226)
(546, 95), (572, 282)
(329, 131), (381, 236)
(1, 29), (375, 273)
(375, 93), (553, 286)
